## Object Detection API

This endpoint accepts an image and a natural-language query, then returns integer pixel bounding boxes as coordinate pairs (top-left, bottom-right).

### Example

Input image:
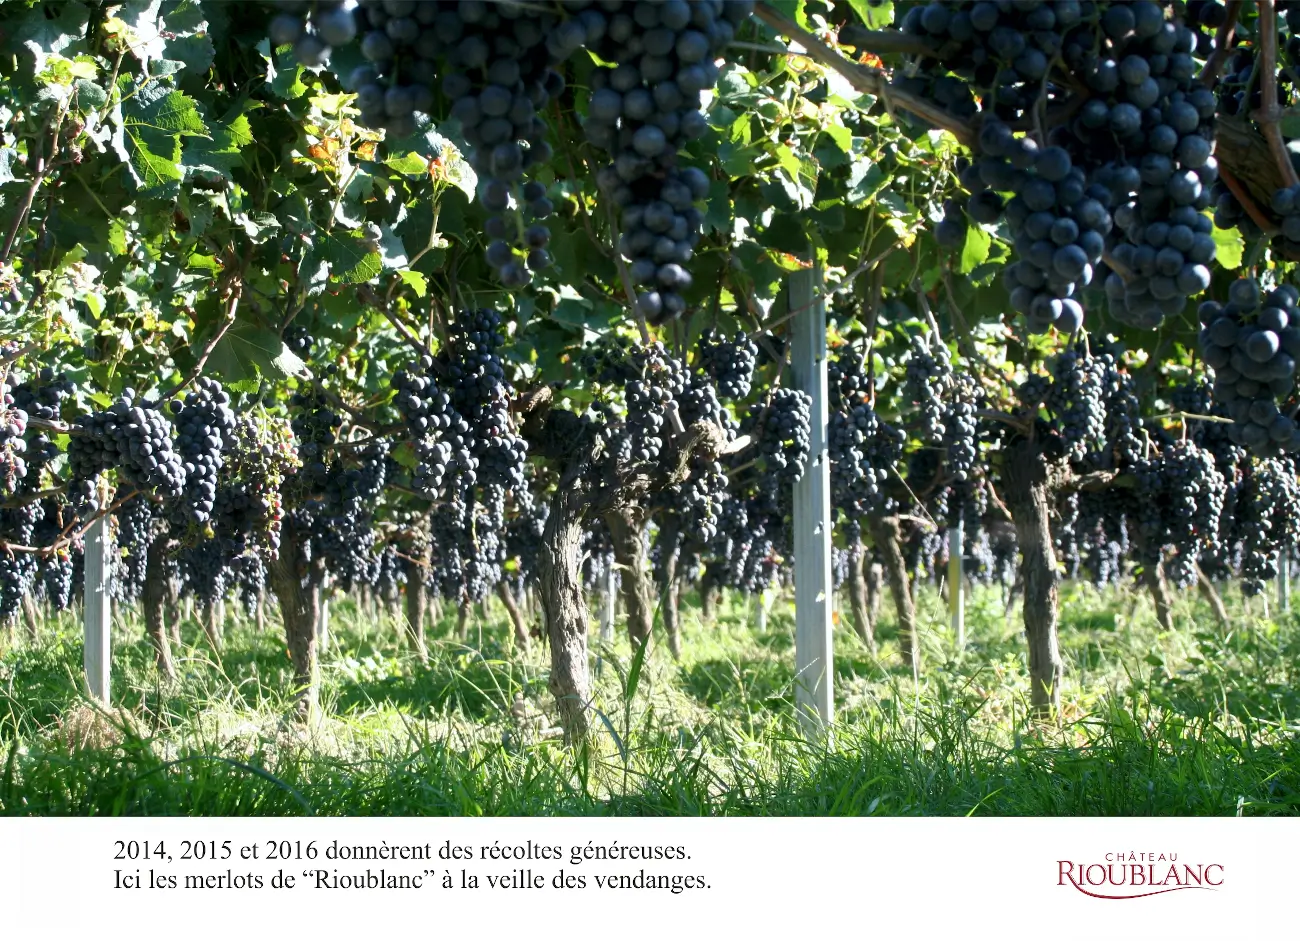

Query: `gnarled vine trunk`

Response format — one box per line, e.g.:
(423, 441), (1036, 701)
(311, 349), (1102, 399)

(866, 557), (883, 627)
(539, 487), (591, 743)
(497, 581), (530, 651)
(870, 515), (915, 669)
(142, 537), (175, 682)
(403, 566), (429, 665)
(1197, 564), (1229, 628)
(700, 562), (722, 623)
(606, 507), (653, 650)
(847, 543), (875, 652)
(269, 516), (320, 717)
(1002, 438), (1062, 718)
(1145, 560), (1174, 632)
(653, 518), (682, 659)
(202, 600), (223, 655)
(166, 577), (181, 646)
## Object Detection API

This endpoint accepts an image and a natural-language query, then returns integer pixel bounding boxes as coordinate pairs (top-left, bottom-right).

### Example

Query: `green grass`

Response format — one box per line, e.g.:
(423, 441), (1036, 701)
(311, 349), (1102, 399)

(1, 577), (1298, 816)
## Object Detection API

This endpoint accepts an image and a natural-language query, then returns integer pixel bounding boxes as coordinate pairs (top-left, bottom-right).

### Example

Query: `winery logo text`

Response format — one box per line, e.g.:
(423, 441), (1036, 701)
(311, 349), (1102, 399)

(1057, 852), (1224, 899)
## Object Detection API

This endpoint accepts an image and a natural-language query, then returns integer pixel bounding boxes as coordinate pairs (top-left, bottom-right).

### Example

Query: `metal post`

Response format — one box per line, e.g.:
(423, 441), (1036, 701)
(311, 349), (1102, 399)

(83, 514), (112, 705)
(756, 590), (768, 632)
(949, 521), (965, 649)
(1279, 553), (1291, 614)
(790, 262), (833, 737)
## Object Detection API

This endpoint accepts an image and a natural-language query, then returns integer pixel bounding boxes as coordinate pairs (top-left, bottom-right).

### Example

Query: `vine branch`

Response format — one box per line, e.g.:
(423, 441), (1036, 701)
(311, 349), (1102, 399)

(753, 2), (975, 146)
(1255, 0), (1300, 189)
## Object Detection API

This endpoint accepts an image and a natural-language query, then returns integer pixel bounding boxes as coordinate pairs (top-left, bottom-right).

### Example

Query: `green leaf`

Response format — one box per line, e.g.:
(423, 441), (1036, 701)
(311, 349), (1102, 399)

(318, 231), (383, 283)
(768, 0), (809, 29)
(385, 152), (430, 177)
(1212, 222), (1244, 270)
(112, 86), (208, 198)
(205, 321), (306, 387)
(959, 225), (991, 275)
(397, 269), (427, 297)
(846, 0), (893, 28)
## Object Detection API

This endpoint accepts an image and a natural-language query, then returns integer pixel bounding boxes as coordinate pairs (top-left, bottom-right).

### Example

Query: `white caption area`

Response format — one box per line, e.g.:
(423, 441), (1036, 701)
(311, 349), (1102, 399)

(0, 818), (1284, 939)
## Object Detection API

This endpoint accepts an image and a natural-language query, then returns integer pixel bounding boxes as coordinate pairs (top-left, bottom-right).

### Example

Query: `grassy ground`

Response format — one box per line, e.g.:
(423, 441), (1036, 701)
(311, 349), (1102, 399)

(1, 576), (1298, 815)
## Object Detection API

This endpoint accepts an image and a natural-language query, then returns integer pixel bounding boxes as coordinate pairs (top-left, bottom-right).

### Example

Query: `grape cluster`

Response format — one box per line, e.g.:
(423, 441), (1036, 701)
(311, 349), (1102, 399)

(68, 392), (187, 500)
(1132, 439), (1225, 588)
(168, 377), (236, 529)
(442, 308), (528, 490)
(0, 370), (27, 493)
(311, 441), (388, 591)
(1046, 344), (1107, 464)
(1198, 278), (1300, 456)
(759, 388), (811, 484)
(394, 363), (471, 497)
(212, 414), (296, 556)
(583, 0), (754, 323)
(288, 387), (342, 489)
(977, 123), (1099, 334)
(267, 1), (355, 69)
(283, 323), (314, 360)
(697, 328), (757, 400)
(113, 496), (156, 602)
(352, 1), (573, 285)
(829, 400), (903, 519)
(903, 333), (950, 445)
(1237, 457), (1300, 595)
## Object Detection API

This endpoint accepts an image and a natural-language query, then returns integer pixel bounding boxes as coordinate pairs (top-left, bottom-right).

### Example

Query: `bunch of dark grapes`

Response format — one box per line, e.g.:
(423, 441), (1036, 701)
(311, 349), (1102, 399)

(351, 1), (574, 285)
(311, 442), (388, 590)
(903, 333), (950, 445)
(759, 387), (811, 484)
(583, 0), (755, 323)
(212, 414), (296, 556)
(67, 391), (187, 501)
(12, 368), (71, 481)
(442, 308), (528, 490)
(697, 328), (757, 400)
(288, 387), (342, 490)
(393, 357), (474, 498)
(232, 554), (267, 617)
(976, 123), (1099, 334)
(904, 2), (1218, 330)
(1132, 439), (1225, 588)
(283, 323), (314, 360)
(829, 399), (903, 519)
(113, 496), (157, 602)
(1198, 278), (1300, 456)
(1046, 343), (1107, 464)
(168, 377), (236, 529)
(0, 369), (27, 493)
(1237, 457), (1300, 595)
(267, 1), (355, 69)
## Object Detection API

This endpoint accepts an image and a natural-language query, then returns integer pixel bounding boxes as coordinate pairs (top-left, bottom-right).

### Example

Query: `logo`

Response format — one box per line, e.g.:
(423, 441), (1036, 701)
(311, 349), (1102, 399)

(1058, 852), (1224, 899)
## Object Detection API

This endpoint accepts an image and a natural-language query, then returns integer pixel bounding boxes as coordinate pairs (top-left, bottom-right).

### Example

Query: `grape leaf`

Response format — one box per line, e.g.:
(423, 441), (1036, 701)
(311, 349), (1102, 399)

(317, 231), (383, 283)
(206, 320), (306, 388)
(959, 225), (991, 275)
(1212, 223), (1244, 270)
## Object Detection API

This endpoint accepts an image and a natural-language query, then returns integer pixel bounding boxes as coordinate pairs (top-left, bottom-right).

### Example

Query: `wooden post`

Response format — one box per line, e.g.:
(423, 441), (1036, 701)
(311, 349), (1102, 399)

(83, 514), (112, 705)
(949, 520), (965, 649)
(790, 262), (834, 737)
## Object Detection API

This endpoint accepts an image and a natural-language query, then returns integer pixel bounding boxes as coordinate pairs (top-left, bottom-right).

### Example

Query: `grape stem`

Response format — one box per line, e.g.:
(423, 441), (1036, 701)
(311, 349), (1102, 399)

(1255, 0), (1300, 189)
(156, 288), (242, 401)
(1198, 0), (1243, 87)
(753, 2), (975, 147)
